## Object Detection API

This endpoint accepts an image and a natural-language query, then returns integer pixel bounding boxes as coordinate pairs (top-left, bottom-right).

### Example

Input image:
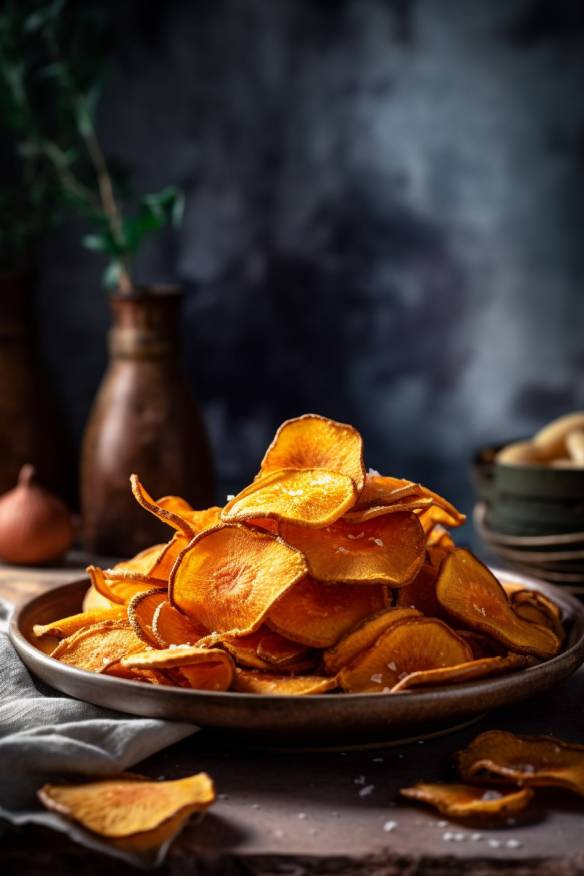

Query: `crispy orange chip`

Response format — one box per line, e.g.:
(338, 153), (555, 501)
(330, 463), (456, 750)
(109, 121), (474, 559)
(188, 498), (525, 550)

(219, 629), (273, 670)
(234, 668), (337, 695)
(353, 474), (421, 507)
(417, 486), (466, 525)
(146, 532), (189, 580)
(400, 782), (533, 818)
(38, 772), (215, 838)
(33, 607), (124, 640)
(127, 589), (168, 646)
(130, 475), (196, 538)
(115, 543), (168, 576)
(323, 607), (422, 675)
(436, 550), (560, 659)
(338, 617), (473, 693)
(256, 630), (315, 668)
(279, 512), (424, 586)
(426, 525), (456, 550)
(173, 661), (234, 691)
(391, 653), (535, 692)
(457, 630), (506, 659)
(121, 644), (232, 670)
(222, 468), (358, 528)
(456, 731), (584, 796)
(395, 559), (444, 617)
(258, 414), (365, 491)
(82, 584), (114, 612)
(50, 620), (145, 673)
(152, 601), (207, 647)
(170, 523), (308, 636)
(344, 497), (432, 524)
(87, 566), (167, 606)
(268, 576), (388, 648)
(510, 590), (565, 643)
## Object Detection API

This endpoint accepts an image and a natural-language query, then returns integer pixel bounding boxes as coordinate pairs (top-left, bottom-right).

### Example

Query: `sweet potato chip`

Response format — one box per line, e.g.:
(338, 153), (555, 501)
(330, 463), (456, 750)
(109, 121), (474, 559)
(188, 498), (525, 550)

(456, 731), (584, 796)
(256, 630), (315, 668)
(115, 543), (168, 575)
(173, 661), (234, 691)
(152, 601), (207, 647)
(234, 668), (337, 695)
(418, 504), (466, 534)
(436, 550), (560, 659)
(344, 497), (432, 524)
(82, 584), (114, 612)
(268, 576), (388, 648)
(457, 630), (506, 659)
(222, 468), (358, 528)
(258, 414), (365, 491)
(416, 486), (466, 526)
(170, 523), (308, 636)
(87, 566), (167, 606)
(51, 620), (145, 673)
(426, 525), (456, 550)
(510, 590), (565, 642)
(128, 589), (168, 646)
(279, 512), (424, 586)
(400, 782), (533, 818)
(33, 607), (124, 640)
(395, 560), (443, 617)
(219, 629), (273, 670)
(338, 617), (473, 693)
(353, 474), (421, 508)
(147, 532), (189, 580)
(323, 607), (422, 675)
(391, 653), (535, 692)
(130, 475), (196, 538)
(38, 772), (215, 838)
(121, 644), (232, 670)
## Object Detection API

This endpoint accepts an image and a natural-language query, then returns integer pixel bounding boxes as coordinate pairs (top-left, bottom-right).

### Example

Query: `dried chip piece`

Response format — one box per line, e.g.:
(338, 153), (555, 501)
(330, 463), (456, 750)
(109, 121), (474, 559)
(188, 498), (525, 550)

(395, 560), (443, 617)
(400, 782), (533, 818)
(157, 497), (223, 535)
(222, 469), (358, 528)
(152, 601), (207, 647)
(148, 533), (189, 580)
(51, 620), (145, 673)
(33, 607), (124, 640)
(121, 644), (232, 670)
(436, 550), (560, 659)
(219, 629), (273, 670)
(268, 576), (388, 648)
(173, 661), (234, 691)
(115, 543), (168, 576)
(510, 590), (564, 642)
(338, 617), (473, 693)
(416, 486), (466, 527)
(344, 497), (432, 524)
(130, 475), (196, 538)
(258, 414), (365, 491)
(234, 669), (337, 695)
(353, 474), (421, 508)
(426, 526), (456, 550)
(38, 772), (215, 838)
(391, 653), (535, 692)
(323, 607), (422, 675)
(456, 730), (584, 796)
(256, 630), (315, 668)
(170, 523), (308, 636)
(87, 566), (167, 606)
(82, 584), (115, 612)
(128, 589), (168, 646)
(279, 512), (424, 586)
(457, 630), (506, 659)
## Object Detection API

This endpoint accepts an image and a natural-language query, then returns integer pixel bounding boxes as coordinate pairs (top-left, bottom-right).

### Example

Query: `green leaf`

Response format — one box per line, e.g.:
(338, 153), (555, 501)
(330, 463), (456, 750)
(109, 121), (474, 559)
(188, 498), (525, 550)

(82, 232), (112, 253)
(103, 259), (122, 289)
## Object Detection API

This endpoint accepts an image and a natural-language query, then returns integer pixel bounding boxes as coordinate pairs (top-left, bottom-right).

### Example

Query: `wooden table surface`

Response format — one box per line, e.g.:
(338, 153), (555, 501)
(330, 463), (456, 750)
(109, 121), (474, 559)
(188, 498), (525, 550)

(2, 559), (584, 875)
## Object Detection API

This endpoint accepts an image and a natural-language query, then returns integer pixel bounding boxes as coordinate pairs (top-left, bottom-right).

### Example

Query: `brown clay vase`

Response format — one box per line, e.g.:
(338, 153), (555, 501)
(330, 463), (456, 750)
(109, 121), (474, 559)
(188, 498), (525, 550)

(0, 272), (71, 500)
(80, 286), (214, 556)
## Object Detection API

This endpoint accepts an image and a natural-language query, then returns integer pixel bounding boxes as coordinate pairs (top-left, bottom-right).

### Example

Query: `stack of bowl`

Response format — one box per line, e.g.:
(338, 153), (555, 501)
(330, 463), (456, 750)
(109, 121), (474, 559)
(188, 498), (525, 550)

(472, 438), (584, 598)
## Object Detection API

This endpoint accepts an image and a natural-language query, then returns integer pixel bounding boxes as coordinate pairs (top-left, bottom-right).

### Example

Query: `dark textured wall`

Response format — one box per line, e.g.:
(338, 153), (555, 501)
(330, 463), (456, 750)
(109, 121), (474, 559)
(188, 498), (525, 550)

(33, 0), (584, 510)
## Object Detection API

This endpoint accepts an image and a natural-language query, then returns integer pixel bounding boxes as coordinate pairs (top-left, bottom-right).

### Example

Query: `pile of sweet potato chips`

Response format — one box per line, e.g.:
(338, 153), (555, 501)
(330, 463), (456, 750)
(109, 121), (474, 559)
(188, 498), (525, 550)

(35, 415), (564, 694)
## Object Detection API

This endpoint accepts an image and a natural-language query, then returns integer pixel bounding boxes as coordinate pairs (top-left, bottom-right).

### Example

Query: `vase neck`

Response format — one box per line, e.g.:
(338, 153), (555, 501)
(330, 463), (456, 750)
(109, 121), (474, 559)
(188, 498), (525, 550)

(108, 290), (181, 359)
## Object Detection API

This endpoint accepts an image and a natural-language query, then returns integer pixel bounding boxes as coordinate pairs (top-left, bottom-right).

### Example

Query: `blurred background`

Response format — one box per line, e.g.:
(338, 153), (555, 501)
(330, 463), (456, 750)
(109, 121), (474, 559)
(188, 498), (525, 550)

(3, 0), (584, 522)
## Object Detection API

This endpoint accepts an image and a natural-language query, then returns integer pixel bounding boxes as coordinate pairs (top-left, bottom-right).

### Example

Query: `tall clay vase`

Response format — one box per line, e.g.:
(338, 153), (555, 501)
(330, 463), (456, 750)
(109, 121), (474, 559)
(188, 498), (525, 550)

(0, 272), (71, 500)
(81, 286), (214, 556)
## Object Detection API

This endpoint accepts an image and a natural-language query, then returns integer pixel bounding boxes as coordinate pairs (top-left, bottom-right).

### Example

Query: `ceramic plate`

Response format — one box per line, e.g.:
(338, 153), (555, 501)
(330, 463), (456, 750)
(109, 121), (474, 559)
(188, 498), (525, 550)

(9, 569), (584, 748)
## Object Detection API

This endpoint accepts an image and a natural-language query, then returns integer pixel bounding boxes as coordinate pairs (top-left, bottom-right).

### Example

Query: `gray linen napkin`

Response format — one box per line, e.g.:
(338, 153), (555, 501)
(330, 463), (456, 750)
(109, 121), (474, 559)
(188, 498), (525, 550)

(0, 626), (197, 866)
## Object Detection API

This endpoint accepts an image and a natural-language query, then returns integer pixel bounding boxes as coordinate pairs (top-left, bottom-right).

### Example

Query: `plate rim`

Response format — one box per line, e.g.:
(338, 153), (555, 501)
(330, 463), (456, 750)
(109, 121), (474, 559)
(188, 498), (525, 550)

(8, 566), (584, 709)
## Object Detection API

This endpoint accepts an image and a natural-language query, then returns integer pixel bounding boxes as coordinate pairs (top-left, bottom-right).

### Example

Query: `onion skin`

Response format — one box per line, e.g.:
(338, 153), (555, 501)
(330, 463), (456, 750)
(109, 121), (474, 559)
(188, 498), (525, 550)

(0, 465), (75, 565)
